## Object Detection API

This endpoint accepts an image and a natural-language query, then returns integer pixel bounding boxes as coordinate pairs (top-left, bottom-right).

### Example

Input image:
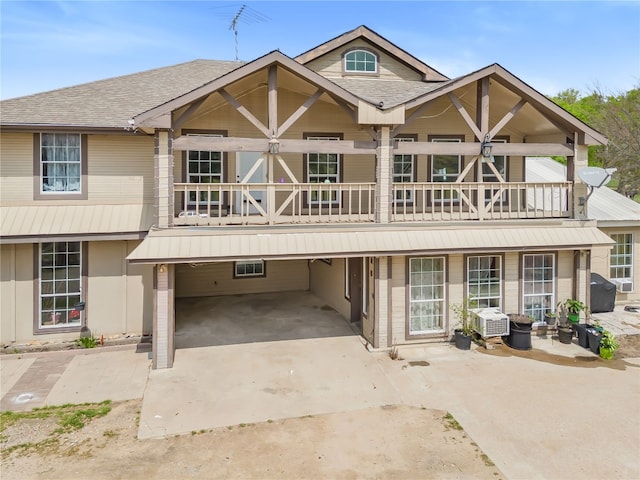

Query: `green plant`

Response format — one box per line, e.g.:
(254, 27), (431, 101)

(559, 299), (587, 315)
(451, 298), (477, 336)
(600, 330), (619, 351)
(75, 335), (97, 349)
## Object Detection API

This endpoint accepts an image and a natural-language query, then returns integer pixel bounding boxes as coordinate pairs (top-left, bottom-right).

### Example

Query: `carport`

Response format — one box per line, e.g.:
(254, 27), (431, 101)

(174, 291), (357, 350)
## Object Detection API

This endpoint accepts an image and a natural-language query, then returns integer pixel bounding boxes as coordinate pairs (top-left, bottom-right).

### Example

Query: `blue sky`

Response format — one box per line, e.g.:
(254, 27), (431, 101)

(1, 1), (639, 100)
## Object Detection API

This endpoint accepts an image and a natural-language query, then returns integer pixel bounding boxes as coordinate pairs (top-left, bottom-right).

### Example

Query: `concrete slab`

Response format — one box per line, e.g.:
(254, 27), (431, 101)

(139, 335), (398, 439)
(592, 304), (640, 336)
(0, 356), (35, 398)
(382, 341), (640, 480)
(46, 347), (150, 405)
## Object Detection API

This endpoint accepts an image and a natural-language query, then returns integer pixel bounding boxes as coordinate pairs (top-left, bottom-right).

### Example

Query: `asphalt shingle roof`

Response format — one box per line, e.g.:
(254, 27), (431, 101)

(0, 60), (244, 129)
(329, 78), (445, 109)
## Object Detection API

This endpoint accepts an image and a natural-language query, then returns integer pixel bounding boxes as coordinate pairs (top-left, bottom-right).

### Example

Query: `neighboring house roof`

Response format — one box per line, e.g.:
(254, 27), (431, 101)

(0, 60), (243, 129)
(294, 25), (449, 82)
(127, 224), (613, 264)
(526, 157), (640, 226)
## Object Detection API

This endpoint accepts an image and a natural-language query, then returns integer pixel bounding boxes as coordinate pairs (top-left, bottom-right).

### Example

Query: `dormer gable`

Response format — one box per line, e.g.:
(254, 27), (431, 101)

(295, 25), (449, 82)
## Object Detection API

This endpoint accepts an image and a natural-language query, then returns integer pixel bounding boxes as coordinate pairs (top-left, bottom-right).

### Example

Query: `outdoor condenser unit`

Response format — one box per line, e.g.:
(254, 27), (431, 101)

(471, 308), (509, 337)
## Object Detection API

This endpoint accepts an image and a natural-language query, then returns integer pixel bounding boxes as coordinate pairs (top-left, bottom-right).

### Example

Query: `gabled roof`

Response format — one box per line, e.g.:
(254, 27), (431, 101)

(295, 25), (449, 82)
(526, 157), (640, 225)
(404, 63), (608, 145)
(133, 50), (364, 128)
(0, 60), (243, 130)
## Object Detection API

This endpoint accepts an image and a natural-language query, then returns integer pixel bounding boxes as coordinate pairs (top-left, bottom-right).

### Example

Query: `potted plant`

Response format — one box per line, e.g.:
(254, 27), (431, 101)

(544, 311), (557, 326)
(504, 314), (534, 350)
(599, 330), (619, 359)
(451, 299), (475, 350)
(556, 316), (574, 344)
(559, 299), (587, 324)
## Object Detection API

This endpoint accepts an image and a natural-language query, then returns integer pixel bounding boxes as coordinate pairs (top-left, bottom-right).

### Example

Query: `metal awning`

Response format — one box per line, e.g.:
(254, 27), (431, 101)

(0, 204), (153, 243)
(127, 224), (614, 264)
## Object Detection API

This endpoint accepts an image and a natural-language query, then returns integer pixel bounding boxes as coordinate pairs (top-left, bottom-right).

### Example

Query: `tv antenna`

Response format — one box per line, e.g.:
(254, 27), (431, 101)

(226, 4), (270, 61)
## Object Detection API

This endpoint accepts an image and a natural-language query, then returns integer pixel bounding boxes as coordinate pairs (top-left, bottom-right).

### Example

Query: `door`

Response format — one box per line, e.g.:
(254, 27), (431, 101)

(349, 257), (363, 324)
(235, 152), (267, 215)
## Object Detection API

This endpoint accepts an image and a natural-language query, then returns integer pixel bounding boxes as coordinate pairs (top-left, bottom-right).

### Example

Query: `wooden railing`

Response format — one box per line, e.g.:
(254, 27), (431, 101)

(172, 181), (571, 226)
(173, 182), (376, 225)
(391, 182), (571, 221)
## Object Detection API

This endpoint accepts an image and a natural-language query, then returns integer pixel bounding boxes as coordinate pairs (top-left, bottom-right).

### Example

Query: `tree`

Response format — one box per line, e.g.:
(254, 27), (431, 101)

(552, 87), (640, 199)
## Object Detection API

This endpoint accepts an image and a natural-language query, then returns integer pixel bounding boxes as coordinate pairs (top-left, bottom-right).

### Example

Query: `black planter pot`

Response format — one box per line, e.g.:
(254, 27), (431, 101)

(575, 324), (590, 349)
(557, 327), (573, 344)
(454, 330), (472, 350)
(504, 315), (533, 350)
(587, 329), (602, 355)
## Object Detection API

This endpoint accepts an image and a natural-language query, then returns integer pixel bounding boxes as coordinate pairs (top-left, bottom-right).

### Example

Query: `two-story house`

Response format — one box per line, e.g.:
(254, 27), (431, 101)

(1, 26), (614, 368)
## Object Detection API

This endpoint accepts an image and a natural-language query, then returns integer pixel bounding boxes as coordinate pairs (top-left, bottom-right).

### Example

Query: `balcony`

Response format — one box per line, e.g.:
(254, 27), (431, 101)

(173, 181), (571, 226)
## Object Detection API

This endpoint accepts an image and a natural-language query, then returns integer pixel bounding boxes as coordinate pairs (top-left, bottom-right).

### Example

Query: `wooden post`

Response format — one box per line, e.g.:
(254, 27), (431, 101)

(376, 126), (392, 223)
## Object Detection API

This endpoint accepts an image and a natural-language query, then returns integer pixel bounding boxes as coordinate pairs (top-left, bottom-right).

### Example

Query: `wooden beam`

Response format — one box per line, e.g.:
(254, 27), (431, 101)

(448, 92), (483, 141)
(489, 98), (527, 139)
(392, 101), (430, 137)
(278, 89), (323, 136)
(477, 78), (490, 136)
(219, 88), (270, 138)
(239, 154), (266, 184)
(173, 135), (377, 155)
(394, 141), (574, 156)
(275, 154), (299, 183)
(268, 65), (278, 136)
(172, 98), (206, 135)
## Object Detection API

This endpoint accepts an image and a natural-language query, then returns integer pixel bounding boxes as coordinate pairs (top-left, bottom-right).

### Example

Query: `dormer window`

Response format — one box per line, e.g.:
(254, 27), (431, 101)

(344, 49), (378, 74)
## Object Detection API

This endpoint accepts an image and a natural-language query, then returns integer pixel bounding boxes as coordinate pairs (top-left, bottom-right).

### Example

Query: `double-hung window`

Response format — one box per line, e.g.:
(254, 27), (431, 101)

(187, 134), (223, 207)
(430, 137), (462, 203)
(39, 242), (83, 329)
(40, 133), (82, 194)
(344, 49), (377, 73)
(522, 253), (555, 322)
(306, 136), (341, 205)
(409, 257), (446, 334)
(610, 233), (633, 280)
(393, 137), (416, 203)
(467, 255), (502, 309)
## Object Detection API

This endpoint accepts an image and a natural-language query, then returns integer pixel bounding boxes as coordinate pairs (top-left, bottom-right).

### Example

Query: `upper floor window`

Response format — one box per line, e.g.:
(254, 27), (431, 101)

(344, 49), (377, 74)
(305, 135), (341, 205)
(41, 133), (81, 193)
(393, 136), (416, 203)
(430, 136), (463, 203)
(187, 134), (224, 206)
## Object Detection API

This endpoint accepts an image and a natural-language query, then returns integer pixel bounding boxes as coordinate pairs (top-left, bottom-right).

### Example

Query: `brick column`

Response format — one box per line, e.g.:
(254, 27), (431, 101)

(375, 126), (392, 223)
(153, 263), (175, 369)
(154, 130), (174, 228)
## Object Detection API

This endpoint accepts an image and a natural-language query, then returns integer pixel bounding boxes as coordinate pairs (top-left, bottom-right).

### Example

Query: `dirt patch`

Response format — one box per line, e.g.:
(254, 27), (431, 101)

(1, 400), (504, 479)
(617, 334), (640, 358)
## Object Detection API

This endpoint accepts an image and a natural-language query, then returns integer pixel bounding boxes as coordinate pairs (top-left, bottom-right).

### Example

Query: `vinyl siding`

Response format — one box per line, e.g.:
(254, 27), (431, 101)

(0, 133), (33, 205)
(309, 258), (351, 321)
(175, 259), (309, 298)
(592, 227), (640, 302)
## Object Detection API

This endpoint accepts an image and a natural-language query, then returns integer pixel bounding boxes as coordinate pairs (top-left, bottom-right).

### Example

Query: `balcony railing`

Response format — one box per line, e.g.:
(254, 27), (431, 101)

(173, 181), (571, 226)
(174, 182), (376, 225)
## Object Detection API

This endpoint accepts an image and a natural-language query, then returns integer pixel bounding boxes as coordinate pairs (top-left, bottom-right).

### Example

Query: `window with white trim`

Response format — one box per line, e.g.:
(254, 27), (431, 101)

(610, 233), (633, 280)
(409, 257), (445, 334)
(40, 242), (82, 329)
(522, 253), (555, 322)
(394, 137), (415, 203)
(187, 134), (223, 206)
(234, 260), (265, 278)
(41, 133), (81, 193)
(306, 136), (340, 204)
(467, 255), (502, 309)
(431, 137), (462, 202)
(344, 49), (377, 73)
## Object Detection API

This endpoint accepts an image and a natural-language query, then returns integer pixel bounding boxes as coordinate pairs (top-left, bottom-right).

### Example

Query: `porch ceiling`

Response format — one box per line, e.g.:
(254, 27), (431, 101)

(127, 223), (613, 264)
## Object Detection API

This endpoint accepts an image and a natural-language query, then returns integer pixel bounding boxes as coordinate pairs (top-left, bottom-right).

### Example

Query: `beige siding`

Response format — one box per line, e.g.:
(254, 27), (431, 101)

(0, 241), (151, 345)
(175, 260), (309, 298)
(0, 133), (33, 204)
(0, 132), (154, 207)
(304, 39), (423, 81)
(309, 258), (350, 321)
(88, 135), (155, 203)
(362, 257), (375, 344)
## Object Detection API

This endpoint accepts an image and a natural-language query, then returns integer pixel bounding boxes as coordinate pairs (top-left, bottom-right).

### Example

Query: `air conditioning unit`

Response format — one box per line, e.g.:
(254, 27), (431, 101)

(471, 308), (509, 337)
(612, 279), (634, 293)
